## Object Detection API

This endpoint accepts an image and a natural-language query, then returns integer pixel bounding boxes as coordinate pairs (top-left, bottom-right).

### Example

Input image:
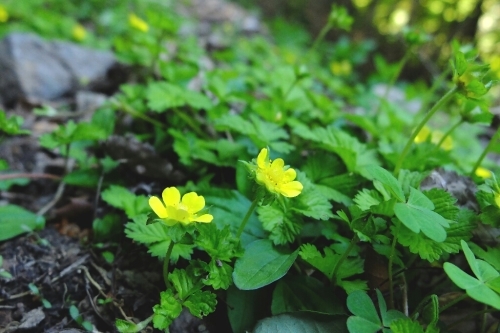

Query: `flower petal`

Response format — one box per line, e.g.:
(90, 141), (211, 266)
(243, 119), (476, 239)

(192, 213), (213, 223)
(182, 192), (205, 213)
(282, 168), (297, 182)
(279, 181), (303, 197)
(257, 148), (269, 168)
(271, 158), (285, 169)
(163, 187), (180, 207)
(166, 206), (190, 224)
(149, 196), (168, 218)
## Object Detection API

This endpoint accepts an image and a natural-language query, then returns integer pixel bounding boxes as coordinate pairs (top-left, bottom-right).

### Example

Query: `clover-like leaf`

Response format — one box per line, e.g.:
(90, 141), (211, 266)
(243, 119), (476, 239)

(444, 240), (500, 309)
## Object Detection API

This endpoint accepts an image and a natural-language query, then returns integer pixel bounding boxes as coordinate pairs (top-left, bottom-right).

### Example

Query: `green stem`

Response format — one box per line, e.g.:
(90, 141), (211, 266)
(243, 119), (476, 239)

(439, 293), (468, 313)
(469, 125), (500, 177)
(309, 23), (333, 54)
(173, 108), (208, 139)
(112, 99), (166, 128)
(374, 50), (412, 116)
(435, 118), (464, 149)
(332, 235), (358, 283)
(236, 197), (260, 239)
(388, 223), (399, 309)
(163, 241), (175, 289)
(413, 67), (452, 122)
(393, 86), (457, 176)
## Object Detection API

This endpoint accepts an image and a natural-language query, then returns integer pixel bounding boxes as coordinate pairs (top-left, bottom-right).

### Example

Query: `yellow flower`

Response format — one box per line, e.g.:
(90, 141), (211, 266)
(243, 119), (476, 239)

(254, 148), (303, 198)
(329, 60), (352, 76)
(128, 13), (149, 33)
(0, 5), (9, 23)
(414, 126), (452, 150)
(475, 167), (492, 179)
(72, 24), (87, 41)
(149, 187), (213, 226)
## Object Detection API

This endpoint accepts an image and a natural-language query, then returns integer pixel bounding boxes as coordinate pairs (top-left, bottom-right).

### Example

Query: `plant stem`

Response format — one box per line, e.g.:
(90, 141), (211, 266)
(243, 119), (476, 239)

(469, 125), (500, 177)
(388, 223), (399, 309)
(111, 99), (166, 128)
(413, 67), (452, 122)
(374, 50), (412, 116)
(439, 292), (468, 313)
(163, 241), (175, 289)
(172, 108), (208, 139)
(393, 86), (457, 176)
(309, 23), (333, 54)
(236, 197), (260, 239)
(332, 235), (358, 283)
(435, 118), (464, 150)
(0, 173), (61, 181)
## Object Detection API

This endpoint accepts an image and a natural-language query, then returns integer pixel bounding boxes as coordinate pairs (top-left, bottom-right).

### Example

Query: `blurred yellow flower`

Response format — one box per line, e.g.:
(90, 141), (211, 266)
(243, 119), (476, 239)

(254, 148), (303, 198)
(329, 60), (352, 76)
(495, 192), (500, 208)
(72, 24), (87, 41)
(414, 126), (453, 150)
(0, 6), (9, 23)
(129, 13), (149, 33)
(475, 167), (492, 179)
(149, 187), (213, 226)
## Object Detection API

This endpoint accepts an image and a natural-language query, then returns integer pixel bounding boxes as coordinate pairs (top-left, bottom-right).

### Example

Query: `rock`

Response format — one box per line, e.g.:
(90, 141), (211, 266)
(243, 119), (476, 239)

(18, 307), (45, 329)
(0, 33), (118, 106)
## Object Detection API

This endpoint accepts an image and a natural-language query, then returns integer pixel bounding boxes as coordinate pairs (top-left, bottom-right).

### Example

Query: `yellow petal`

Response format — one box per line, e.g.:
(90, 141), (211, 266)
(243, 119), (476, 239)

(475, 167), (492, 179)
(166, 206), (190, 224)
(414, 126), (431, 143)
(257, 148), (269, 168)
(282, 168), (297, 182)
(279, 181), (303, 197)
(193, 214), (213, 223)
(162, 187), (180, 207)
(182, 192), (205, 213)
(149, 196), (168, 218)
(271, 158), (285, 170)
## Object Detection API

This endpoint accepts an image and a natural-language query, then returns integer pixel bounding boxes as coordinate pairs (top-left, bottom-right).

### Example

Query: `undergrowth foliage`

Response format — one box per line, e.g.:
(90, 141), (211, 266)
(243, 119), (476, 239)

(1, 1), (500, 332)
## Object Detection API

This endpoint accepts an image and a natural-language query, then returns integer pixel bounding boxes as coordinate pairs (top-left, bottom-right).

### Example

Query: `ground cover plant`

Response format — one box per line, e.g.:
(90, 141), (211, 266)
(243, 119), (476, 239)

(0, 0), (500, 332)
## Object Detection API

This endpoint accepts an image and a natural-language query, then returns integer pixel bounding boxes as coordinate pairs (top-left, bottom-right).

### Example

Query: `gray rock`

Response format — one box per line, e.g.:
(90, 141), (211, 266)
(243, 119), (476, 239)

(18, 307), (45, 329)
(0, 33), (117, 106)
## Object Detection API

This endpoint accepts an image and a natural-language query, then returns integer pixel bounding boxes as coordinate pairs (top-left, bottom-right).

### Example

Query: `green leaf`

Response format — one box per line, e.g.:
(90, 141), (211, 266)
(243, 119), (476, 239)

(184, 290), (217, 318)
(0, 205), (45, 241)
(233, 239), (299, 290)
(152, 289), (183, 329)
(444, 240), (500, 309)
(454, 51), (467, 76)
(125, 215), (193, 262)
(361, 165), (405, 202)
(146, 81), (211, 111)
(195, 223), (242, 262)
(116, 316), (152, 333)
(423, 188), (459, 220)
(258, 204), (302, 245)
(396, 209), (475, 261)
(293, 172), (334, 221)
(469, 243), (500, 271)
(390, 318), (424, 333)
(271, 276), (344, 315)
(101, 185), (149, 218)
(169, 268), (195, 300)
(204, 260), (233, 290)
(227, 286), (265, 333)
(63, 168), (100, 188)
(394, 188), (449, 242)
(254, 313), (348, 333)
(203, 189), (266, 247)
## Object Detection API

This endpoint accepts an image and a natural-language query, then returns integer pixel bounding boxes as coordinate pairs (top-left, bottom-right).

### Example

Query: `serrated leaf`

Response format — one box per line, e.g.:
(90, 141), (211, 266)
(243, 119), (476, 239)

(0, 205), (45, 241)
(195, 223), (241, 261)
(258, 204), (302, 245)
(396, 209), (475, 261)
(293, 172), (333, 220)
(361, 165), (405, 202)
(390, 318), (424, 333)
(152, 289), (182, 329)
(423, 188), (459, 220)
(254, 313), (348, 333)
(101, 185), (149, 218)
(204, 260), (233, 290)
(184, 290), (217, 318)
(233, 239), (299, 290)
(169, 268), (195, 300)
